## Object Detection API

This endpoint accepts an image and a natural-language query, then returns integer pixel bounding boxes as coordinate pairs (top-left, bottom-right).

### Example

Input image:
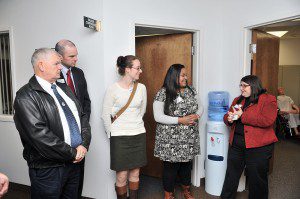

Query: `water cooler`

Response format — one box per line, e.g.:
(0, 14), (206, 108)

(205, 92), (230, 196)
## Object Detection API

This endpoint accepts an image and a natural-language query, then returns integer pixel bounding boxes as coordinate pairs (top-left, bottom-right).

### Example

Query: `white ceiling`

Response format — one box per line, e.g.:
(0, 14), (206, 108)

(255, 19), (300, 39)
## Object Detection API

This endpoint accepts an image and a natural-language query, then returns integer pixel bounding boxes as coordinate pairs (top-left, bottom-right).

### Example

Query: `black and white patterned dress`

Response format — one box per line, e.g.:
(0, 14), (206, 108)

(154, 87), (200, 162)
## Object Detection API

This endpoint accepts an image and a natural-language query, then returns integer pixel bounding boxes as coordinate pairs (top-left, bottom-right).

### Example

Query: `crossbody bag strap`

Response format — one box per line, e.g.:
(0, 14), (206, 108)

(111, 82), (138, 123)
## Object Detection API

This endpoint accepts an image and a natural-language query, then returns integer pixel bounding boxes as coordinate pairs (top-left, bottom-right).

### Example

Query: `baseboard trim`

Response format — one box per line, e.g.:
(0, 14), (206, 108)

(9, 182), (30, 192)
(200, 177), (205, 186)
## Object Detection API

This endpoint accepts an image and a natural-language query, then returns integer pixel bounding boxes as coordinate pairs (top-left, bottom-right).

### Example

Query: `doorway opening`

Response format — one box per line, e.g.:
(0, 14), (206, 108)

(242, 17), (300, 193)
(135, 25), (202, 187)
(249, 18), (300, 138)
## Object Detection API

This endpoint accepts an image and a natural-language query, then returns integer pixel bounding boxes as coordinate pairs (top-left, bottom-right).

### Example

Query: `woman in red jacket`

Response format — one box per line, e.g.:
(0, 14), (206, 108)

(221, 75), (278, 199)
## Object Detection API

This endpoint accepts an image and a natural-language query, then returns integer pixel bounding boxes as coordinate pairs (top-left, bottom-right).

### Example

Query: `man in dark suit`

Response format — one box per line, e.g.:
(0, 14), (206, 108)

(55, 40), (91, 198)
(55, 40), (91, 120)
(14, 48), (91, 198)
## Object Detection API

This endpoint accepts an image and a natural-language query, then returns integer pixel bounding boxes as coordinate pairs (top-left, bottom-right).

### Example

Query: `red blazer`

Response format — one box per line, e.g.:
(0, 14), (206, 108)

(224, 93), (278, 148)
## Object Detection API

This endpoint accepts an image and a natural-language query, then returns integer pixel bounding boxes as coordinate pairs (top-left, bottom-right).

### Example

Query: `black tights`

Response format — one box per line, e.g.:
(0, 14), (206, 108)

(162, 161), (192, 192)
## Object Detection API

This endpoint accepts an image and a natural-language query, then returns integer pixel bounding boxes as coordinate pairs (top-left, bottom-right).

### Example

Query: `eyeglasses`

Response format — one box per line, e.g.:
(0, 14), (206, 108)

(131, 67), (143, 71)
(239, 84), (250, 88)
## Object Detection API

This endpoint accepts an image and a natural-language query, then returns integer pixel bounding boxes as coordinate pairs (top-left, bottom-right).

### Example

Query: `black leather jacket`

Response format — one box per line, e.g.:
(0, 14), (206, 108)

(13, 76), (91, 168)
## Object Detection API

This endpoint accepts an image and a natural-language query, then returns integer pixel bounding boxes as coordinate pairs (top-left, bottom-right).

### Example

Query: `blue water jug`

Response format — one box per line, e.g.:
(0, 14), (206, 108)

(208, 91), (229, 121)
(208, 106), (228, 121)
(208, 91), (229, 107)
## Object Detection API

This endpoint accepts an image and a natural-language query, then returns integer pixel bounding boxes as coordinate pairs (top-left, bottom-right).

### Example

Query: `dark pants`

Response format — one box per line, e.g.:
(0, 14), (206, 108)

(163, 161), (192, 192)
(221, 134), (274, 199)
(78, 159), (85, 198)
(29, 163), (81, 199)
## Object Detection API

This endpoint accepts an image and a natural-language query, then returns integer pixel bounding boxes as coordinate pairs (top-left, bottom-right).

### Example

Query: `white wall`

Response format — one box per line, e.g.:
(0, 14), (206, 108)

(278, 65), (300, 105)
(221, 0), (300, 100)
(221, 2), (299, 190)
(0, 0), (300, 198)
(280, 38), (300, 65)
(0, 0), (106, 198)
(279, 38), (300, 105)
(102, 1), (224, 195)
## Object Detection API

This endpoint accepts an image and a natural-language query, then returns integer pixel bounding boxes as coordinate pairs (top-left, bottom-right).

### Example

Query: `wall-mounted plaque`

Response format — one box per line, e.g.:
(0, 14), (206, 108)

(84, 16), (100, 32)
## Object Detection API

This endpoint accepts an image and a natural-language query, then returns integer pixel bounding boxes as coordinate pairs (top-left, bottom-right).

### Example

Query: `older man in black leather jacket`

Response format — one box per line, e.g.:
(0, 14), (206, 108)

(13, 48), (91, 199)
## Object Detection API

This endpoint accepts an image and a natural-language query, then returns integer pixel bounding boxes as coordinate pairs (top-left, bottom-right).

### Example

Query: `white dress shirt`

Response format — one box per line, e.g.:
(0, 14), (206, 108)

(61, 65), (76, 93)
(35, 75), (81, 145)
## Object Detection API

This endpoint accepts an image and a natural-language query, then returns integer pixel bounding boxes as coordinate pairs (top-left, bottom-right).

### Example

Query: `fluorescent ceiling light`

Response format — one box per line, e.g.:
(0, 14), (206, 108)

(267, 31), (288, 37)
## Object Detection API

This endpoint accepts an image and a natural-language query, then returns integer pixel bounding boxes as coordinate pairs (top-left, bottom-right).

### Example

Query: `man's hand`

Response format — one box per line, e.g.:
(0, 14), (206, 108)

(73, 145), (87, 163)
(0, 173), (9, 198)
(279, 110), (288, 115)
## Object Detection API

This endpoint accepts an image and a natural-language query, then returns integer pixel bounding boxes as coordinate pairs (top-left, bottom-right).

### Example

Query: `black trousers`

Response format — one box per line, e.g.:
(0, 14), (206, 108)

(78, 159), (85, 198)
(163, 161), (192, 192)
(29, 163), (81, 199)
(221, 134), (274, 199)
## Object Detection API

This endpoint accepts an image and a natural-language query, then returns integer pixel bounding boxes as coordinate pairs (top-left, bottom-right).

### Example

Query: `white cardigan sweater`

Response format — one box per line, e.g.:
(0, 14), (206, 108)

(102, 82), (147, 138)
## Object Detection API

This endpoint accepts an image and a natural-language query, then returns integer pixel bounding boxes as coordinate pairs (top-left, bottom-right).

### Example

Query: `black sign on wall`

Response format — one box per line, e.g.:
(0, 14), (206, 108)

(84, 16), (100, 31)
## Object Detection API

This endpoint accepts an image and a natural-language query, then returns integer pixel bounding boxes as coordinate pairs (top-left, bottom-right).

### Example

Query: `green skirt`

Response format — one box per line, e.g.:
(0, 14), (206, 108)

(110, 133), (147, 171)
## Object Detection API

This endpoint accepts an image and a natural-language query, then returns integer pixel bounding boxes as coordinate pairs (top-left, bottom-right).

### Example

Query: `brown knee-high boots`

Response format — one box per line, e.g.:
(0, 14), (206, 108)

(164, 191), (175, 199)
(181, 185), (194, 199)
(129, 181), (139, 199)
(115, 184), (127, 199)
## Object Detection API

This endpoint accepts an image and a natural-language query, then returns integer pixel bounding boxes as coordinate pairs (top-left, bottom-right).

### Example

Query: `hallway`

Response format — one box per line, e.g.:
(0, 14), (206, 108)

(268, 138), (300, 198)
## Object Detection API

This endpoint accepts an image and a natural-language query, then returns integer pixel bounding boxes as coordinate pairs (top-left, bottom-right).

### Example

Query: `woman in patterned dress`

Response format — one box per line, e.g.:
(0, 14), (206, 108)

(153, 64), (203, 199)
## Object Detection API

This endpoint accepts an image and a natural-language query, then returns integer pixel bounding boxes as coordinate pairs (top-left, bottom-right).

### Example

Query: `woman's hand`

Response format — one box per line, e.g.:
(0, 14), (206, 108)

(179, 115), (196, 125)
(233, 107), (243, 119)
(227, 111), (234, 123)
(190, 114), (200, 121)
(227, 106), (243, 123)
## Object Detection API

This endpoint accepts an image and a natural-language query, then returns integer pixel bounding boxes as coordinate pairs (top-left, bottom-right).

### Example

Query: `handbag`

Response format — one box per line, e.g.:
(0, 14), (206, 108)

(111, 82), (138, 123)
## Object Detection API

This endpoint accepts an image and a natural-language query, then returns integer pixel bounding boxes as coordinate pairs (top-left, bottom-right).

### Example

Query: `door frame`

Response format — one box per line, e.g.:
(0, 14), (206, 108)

(243, 15), (300, 77)
(134, 22), (204, 187)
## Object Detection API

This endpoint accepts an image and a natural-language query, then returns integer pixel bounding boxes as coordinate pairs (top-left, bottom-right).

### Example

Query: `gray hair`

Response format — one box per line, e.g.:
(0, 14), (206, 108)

(31, 48), (58, 67)
(55, 40), (76, 56)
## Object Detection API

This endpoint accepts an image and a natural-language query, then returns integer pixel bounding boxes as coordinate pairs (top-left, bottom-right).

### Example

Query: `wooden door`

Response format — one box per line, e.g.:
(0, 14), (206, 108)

(252, 30), (280, 96)
(251, 29), (280, 174)
(136, 33), (193, 178)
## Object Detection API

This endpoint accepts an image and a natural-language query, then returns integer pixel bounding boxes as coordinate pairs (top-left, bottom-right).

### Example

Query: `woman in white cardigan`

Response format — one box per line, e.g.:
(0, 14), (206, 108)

(102, 55), (147, 199)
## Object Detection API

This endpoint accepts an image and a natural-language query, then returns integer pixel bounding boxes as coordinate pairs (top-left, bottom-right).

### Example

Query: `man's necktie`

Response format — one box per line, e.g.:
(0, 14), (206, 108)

(51, 84), (82, 148)
(66, 69), (76, 95)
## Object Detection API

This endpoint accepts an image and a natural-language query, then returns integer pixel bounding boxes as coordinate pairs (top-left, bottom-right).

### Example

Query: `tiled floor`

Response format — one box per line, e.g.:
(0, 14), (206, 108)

(3, 138), (300, 199)
(139, 175), (248, 199)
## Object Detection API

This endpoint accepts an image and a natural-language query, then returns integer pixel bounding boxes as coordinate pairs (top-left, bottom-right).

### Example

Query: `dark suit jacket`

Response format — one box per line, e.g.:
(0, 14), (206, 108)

(61, 67), (91, 121)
